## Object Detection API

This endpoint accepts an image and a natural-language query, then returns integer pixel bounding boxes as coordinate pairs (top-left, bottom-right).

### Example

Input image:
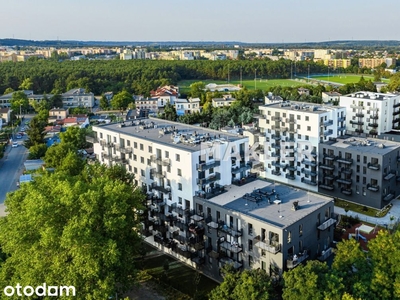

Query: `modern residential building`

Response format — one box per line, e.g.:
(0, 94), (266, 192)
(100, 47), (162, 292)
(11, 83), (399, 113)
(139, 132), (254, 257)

(322, 92), (341, 104)
(61, 88), (95, 108)
(339, 91), (400, 136)
(175, 98), (201, 116)
(256, 102), (347, 192)
(144, 178), (335, 281)
(318, 136), (400, 209)
(212, 96), (237, 108)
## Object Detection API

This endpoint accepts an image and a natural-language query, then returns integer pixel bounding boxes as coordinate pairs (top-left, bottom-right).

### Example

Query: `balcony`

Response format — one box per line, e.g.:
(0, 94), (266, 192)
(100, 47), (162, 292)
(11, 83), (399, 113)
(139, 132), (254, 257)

(271, 134), (281, 141)
(271, 125), (280, 130)
(394, 102), (400, 108)
(341, 167), (352, 175)
(171, 204), (190, 216)
(206, 247), (220, 259)
(150, 169), (165, 179)
(336, 157), (353, 165)
(383, 193), (395, 202)
(319, 184), (334, 191)
(369, 130), (378, 135)
(355, 113), (364, 118)
(338, 116), (346, 122)
(302, 159), (317, 167)
(370, 114), (379, 120)
(324, 154), (336, 161)
(341, 188), (352, 195)
(287, 127), (296, 133)
(317, 247), (333, 261)
(319, 163), (335, 171)
(286, 118), (296, 124)
(102, 153), (112, 160)
(253, 236), (281, 254)
(219, 257), (243, 270)
(285, 174), (296, 180)
(367, 184), (379, 192)
(369, 107), (379, 111)
(115, 145), (133, 154)
(336, 177), (352, 185)
(338, 126), (346, 131)
(272, 161), (288, 170)
(317, 218), (336, 230)
(301, 178), (317, 186)
(271, 116), (282, 122)
(287, 165), (297, 171)
(301, 168), (317, 177)
(231, 163), (252, 174)
(287, 251), (309, 269)
(150, 155), (171, 166)
(197, 172), (221, 185)
(393, 118), (400, 123)
(321, 129), (333, 137)
(271, 143), (281, 149)
(350, 120), (364, 126)
(271, 170), (281, 176)
(220, 241), (242, 253)
(85, 135), (98, 143)
(321, 120), (333, 126)
(151, 183), (171, 194)
(368, 123), (378, 128)
(384, 172), (395, 181)
(367, 163), (380, 170)
(197, 160), (221, 171)
(324, 173), (337, 180)
(392, 110), (400, 116)
(350, 104), (364, 109)
(219, 224), (243, 237)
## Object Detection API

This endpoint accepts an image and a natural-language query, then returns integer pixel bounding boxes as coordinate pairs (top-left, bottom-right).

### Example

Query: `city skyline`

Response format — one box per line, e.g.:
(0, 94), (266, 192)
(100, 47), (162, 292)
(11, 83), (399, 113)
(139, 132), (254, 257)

(1, 0), (399, 43)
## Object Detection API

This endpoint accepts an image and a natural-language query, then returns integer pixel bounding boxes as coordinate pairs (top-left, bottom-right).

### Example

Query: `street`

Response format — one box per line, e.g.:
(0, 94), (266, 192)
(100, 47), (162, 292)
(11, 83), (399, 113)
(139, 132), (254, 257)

(0, 121), (30, 216)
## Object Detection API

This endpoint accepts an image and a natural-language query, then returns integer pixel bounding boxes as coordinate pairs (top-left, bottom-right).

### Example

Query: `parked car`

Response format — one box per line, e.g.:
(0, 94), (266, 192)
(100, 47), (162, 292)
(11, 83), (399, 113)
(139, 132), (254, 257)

(16, 135), (22, 139)
(12, 142), (18, 148)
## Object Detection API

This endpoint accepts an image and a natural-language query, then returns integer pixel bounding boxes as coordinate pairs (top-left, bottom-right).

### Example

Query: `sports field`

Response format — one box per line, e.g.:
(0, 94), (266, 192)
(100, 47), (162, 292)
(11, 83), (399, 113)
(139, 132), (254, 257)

(311, 74), (390, 85)
(178, 78), (304, 94)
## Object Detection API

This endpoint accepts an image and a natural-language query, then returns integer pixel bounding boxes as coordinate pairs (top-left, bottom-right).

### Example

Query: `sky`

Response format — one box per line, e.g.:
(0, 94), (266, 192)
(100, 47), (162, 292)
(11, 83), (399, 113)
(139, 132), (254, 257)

(1, 0), (399, 43)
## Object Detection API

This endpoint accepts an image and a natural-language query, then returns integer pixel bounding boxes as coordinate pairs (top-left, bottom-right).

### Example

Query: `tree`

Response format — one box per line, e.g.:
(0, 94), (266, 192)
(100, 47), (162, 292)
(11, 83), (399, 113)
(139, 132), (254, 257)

(100, 94), (110, 110)
(209, 266), (273, 300)
(27, 143), (48, 159)
(111, 90), (133, 111)
(0, 161), (145, 299)
(44, 143), (77, 168)
(3, 87), (14, 95)
(59, 126), (89, 150)
(189, 81), (206, 98)
(24, 115), (47, 148)
(19, 78), (33, 90)
(159, 102), (177, 121)
(10, 91), (29, 116)
(50, 94), (64, 109)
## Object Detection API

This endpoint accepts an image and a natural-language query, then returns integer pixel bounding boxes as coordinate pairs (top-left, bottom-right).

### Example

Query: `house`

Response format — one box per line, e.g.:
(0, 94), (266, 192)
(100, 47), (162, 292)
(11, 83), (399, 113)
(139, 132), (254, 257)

(212, 96), (236, 108)
(175, 98), (201, 116)
(298, 88), (310, 96)
(48, 108), (69, 124)
(24, 159), (45, 171)
(62, 114), (90, 128)
(134, 96), (159, 112)
(150, 85), (179, 108)
(61, 88), (95, 108)
(322, 91), (341, 104)
(0, 107), (12, 125)
(265, 93), (284, 105)
(104, 92), (113, 101)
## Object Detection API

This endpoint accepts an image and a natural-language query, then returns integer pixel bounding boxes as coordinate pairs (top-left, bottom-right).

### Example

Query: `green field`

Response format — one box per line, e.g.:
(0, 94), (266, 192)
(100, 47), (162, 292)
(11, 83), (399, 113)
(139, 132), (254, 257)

(178, 78), (305, 94)
(310, 74), (390, 85)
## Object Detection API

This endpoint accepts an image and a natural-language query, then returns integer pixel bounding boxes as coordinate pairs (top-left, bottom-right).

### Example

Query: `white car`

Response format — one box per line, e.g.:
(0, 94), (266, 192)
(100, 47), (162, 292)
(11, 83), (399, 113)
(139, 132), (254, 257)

(12, 142), (18, 148)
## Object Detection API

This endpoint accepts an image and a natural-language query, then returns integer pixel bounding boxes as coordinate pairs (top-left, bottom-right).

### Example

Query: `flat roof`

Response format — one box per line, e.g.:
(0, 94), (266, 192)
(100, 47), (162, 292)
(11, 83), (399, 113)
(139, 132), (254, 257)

(207, 180), (333, 228)
(343, 91), (399, 101)
(321, 136), (400, 155)
(260, 101), (344, 114)
(93, 117), (245, 152)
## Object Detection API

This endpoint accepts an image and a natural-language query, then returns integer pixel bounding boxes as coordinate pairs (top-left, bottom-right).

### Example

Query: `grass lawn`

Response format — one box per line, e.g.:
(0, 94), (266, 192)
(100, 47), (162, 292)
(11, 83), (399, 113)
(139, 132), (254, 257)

(139, 251), (218, 298)
(178, 78), (304, 94)
(311, 74), (390, 85)
(334, 198), (379, 217)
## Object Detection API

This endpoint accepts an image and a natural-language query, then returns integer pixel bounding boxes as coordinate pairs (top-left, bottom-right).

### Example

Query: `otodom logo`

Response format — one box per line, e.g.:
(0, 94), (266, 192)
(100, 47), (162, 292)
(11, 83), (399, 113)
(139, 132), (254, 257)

(3, 283), (76, 297)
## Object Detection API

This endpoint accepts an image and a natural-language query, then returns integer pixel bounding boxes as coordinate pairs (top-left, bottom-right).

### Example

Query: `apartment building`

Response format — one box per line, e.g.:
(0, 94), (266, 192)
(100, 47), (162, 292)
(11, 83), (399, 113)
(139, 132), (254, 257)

(61, 88), (95, 108)
(322, 92), (341, 104)
(318, 136), (400, 209)
(339, 91), (400, 136)
(322, 59), (352, 69)
(189, 180), (334, 281)
(256, 102), (346, 192)
(359, 58), (396, 69)
(212, 96), (237, 108)
(175, 98), (201, 116)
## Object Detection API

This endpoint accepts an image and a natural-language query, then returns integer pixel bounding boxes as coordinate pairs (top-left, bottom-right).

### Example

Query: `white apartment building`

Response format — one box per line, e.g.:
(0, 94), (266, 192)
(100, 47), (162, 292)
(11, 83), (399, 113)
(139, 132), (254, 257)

(256, 102), (346, 192)
(61, 88), (95, 108)
(212, 96), (236, 108)
(340, 91), (400, 136)
(89, 117), (251, 216)
(175, 98), (201, 116)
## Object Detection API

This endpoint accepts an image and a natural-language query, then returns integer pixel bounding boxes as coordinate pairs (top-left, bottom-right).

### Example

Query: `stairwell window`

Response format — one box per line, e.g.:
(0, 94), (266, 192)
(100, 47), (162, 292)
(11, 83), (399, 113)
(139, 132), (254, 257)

(178, 183), (182, 191)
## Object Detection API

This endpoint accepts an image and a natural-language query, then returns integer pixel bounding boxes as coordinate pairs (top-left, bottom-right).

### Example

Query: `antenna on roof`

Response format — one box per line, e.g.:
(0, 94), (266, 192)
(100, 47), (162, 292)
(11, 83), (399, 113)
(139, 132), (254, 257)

(279, 202), (283, 218)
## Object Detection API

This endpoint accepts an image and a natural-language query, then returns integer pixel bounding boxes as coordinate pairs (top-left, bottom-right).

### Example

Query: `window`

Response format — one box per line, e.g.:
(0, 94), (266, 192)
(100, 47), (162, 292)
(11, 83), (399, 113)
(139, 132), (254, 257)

(128, 165), (132, 172)
(209, 167), (214, 174)
(176, 154), (180, 162)
(134, 142), (137, 149)
(178, 183), (182, 191)
(140, 157), (144, 164)
(305, 135), (309, 140)
(133, 154), (137, 161)
(167, 165), (171, 173)
(299, 224), (303, 236)
(287, 231), (292, 243)
(307, 126), (311, 131)
(261, 250), (266, 257)
(248, 255), (254, 267)
(140, 169), (145, 176)
(177, 168), (182, 176)
(178, 197), (182, 204)
(248, 239), (253, 251)
(165, 151), (169, 158)
(298, 134), (302, 139)
(305, 116), (309, 121)
(248, 223), (253, 235)
(147, 159), (151, 166)
(100, 132), (103, 139)
(127, 140), (130, 146)
(148, 146), (152, 153)
(297, 115), (301, 120)
(140, 144), (144, 151)
(134, 167), (137, 174)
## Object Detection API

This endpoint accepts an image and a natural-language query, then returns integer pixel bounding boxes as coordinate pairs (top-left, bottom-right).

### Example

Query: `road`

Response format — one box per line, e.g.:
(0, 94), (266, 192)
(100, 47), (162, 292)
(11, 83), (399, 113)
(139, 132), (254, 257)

(0, 122), (29, 216)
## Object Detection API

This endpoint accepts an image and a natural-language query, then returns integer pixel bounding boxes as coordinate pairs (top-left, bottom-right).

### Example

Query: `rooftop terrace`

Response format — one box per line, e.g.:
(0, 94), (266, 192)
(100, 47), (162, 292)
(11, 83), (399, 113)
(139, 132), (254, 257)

(207, 180), (333, 228)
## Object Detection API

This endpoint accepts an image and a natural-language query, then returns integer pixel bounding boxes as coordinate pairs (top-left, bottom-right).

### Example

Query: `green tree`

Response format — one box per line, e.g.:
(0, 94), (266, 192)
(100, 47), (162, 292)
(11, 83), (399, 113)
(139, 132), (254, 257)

(159, 102), (177, 121)
(0, 161), (145, 299)
(189, 81), (206, 98)
(111, 90), (133, 111)
(44, 143), (77, 168)
(24, 115), (47, 148)
(100, 94), (110, 110)
(10, 91), (29, 116)
(50, 94), (64, 109)
(19, 78), (33, 90)
(28, 143), (48, 159)
(59, 126), (89, 150)
(3, 87), (14, 95)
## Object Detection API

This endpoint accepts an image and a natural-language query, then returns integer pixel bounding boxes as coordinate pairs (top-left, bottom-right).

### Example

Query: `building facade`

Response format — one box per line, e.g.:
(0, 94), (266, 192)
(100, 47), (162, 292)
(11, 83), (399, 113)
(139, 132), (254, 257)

(256, 102), (346, 192)
(318, 136), (400, 209)
(339, 91), (400, 136)
(61, 88), (95, 108)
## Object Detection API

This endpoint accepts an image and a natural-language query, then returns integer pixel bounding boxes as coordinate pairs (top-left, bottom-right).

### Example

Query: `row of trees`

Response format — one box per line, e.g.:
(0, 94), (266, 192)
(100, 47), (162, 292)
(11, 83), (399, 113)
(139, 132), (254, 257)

(210, 229), (400, 300)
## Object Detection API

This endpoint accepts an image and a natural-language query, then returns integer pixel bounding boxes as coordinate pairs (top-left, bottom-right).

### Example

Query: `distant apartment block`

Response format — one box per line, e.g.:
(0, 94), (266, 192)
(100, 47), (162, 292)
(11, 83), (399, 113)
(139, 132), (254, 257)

(256, 102), (346, 192)
(322, 59), (351, 69)
(339, 91), (400, 135)
(359, 58), (396, 69)
(318, 136), (400, 209)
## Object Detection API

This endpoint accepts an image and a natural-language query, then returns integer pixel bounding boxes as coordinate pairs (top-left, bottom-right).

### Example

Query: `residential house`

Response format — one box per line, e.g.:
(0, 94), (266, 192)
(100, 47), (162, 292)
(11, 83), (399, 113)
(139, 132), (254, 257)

(322, 92), (341, 104)
(61, 88), (95, 108)
(0, 107), (12, 125)
(175, 98), (201, 116)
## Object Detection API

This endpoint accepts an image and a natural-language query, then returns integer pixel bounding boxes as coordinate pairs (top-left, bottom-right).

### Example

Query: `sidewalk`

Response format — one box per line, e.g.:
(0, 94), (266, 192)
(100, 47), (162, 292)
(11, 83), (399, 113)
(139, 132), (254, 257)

(335, 198), (400, 226)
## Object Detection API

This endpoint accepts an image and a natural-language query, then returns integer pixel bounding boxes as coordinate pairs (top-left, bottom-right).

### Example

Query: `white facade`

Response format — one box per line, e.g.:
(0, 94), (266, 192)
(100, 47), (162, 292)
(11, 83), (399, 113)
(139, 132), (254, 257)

(212, 97), (236, 108)
(91, 119), (250, 215)
(321, 92), (341, 104)
(340, 91), (400, 135)
(256, 102), (346, 192)
(61, 88), (95, 108)
(175, 98), (201, 116)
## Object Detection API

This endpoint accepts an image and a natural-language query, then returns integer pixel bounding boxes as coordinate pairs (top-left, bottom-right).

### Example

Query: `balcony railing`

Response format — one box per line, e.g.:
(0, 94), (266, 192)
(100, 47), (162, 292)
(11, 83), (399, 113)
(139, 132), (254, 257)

(151, 183), (171, 194)
(324, 154), (336, 161)
(302, 159), (317, 167)
(220, 241), (242, 253)
(271, 134), (281, 141)
(319, 184), (334, 191)
(355, 129), (364, 134)
(355, 113), (364, 118)
(367, 162), (380, 170)
(336, 157), (353, 165)
(317, 247), (333, 261)
(271, 170), (281, 176)
(323, 173), (337, 180)
(271, 143), (281, 149)
(336, 177), (352, 185)
(115, 144), (133, 154)
(321, 120), (333, 126)
(219, 224), (243, 237)
(369, 130), (378, 135)
(370, 114), (379, 120)
(319, 163), (335, 171)
(350, 104), (364, 109)
(301, 168), (317, 177)
(197, 172), (221, 185)
(150, 169), (166, 179)
(85, 135), (98, 143)
(393, 102), (400, 108)
(350, 120), (364, 125)
(301, 178), (317, 186)
(384, 172), (395, 181)
(341, 188), (352, 195)
(338, 116), (346, 122)
(383, 193), (395, 202)
(287, 165), (297, 171)
(253, 236), (281, 254)
(271, 116), (282, 122)
(219, 257), (243, 270)
(321, 129), (333, 137)
(287, 251), (309, 269)
(393, 110), (400, 116)
(272, 162), (288, 170)
(393, 118), (400, 123)
(367, 184), (379, 192)
(197, 160), (221, 171)
(285, 174), (296, 180)
(286, 118), (296, 124)
(317, 218), (336, 230)
(231, 163), (252, 174)
(368, 123), (378, 128)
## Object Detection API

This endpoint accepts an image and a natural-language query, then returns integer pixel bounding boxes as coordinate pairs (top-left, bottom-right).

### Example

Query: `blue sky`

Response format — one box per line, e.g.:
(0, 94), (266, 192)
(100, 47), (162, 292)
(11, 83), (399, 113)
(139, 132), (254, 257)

(1, 0), (399, 43)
